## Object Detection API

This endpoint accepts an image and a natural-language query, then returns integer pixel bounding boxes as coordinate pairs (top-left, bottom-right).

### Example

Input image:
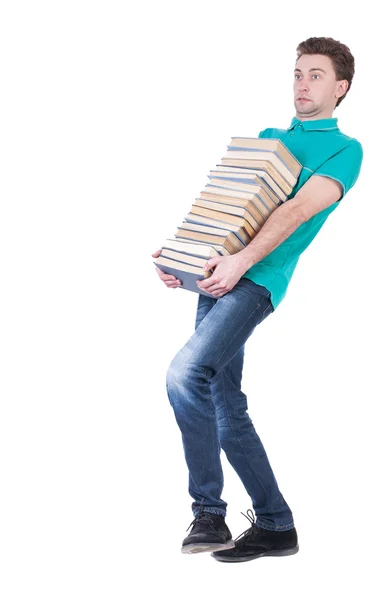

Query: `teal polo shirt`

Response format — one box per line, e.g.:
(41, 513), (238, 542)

(242, 116), (363, 309)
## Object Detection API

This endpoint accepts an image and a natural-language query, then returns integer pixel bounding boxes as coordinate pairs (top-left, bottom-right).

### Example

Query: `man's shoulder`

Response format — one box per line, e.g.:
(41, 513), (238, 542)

(258, 127), (287, 139)
(334, 129), (363, 153)
(258, 124), (362, 148)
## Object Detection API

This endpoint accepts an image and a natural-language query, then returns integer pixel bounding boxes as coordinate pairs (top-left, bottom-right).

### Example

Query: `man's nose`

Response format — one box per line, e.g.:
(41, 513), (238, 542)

(299, 79), (310, 92)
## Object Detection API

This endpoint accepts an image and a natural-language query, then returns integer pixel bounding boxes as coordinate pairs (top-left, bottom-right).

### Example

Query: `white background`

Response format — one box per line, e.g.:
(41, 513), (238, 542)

(1, 1), (391, 598)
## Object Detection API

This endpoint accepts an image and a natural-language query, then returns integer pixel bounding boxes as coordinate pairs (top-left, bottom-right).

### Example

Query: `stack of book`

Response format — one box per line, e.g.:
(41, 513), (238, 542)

(154, 137), (302, 297)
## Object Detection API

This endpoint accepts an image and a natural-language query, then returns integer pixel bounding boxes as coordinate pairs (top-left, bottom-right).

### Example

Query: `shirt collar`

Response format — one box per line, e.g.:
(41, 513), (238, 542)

(288, 116), (339, 131)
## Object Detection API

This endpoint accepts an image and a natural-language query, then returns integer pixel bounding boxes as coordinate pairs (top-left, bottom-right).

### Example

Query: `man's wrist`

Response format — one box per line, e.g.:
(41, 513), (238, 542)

(237, 247), (260, 273)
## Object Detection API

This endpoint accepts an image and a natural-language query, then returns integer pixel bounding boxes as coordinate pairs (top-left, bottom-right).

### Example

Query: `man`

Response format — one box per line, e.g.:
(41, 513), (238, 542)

(152, 36), (363, 563)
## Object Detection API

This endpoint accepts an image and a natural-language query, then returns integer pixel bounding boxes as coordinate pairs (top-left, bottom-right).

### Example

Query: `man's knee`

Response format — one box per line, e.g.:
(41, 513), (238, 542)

(166, 352), (213, 404)
(166, 353), (182, 391)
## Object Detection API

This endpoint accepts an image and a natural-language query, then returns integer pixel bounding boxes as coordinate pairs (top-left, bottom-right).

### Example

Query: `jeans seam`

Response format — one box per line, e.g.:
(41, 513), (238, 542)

(192, 507), (226, 517)
(255, 521), (295, 531)
(260, 299), (273, 321)
(221, 373), (271, 514)
(212, 298), (268, 371)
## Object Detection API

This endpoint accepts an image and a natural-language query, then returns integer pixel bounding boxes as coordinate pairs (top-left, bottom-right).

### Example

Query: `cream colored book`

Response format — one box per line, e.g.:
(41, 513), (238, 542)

(210, 167), (285, 203)
(175, 223), (242, 253)
(190, 205), (258, 239)
(162, 237), (231, 256)
(222, 150), (296, 187)
(183, 212), (251, 246)
(196, 196), (267, 226)
(219, 159), (292, 196)
(202, 181), (276, 214)
(194, 198), (264, 229)
(228, 137), (302, 177)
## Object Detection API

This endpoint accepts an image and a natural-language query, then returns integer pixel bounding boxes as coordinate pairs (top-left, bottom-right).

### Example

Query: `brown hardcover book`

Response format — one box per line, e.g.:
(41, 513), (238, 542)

(219, 158), (292, 196)
(228, 137), (302, 177)
(211, 167), (285, 203)
(223, 150), (296, 187)
(189, 205), (258, 239)
(162, 238), (219, 257)
(194, 197), (266, 228)
(201, 186), (273, 219)
(175, 222), (242, 253)
(183, 212), (251, 246)
(205, 179), (279, 213)
(163, 236), (232, 256)
(161, 249), (217, 268)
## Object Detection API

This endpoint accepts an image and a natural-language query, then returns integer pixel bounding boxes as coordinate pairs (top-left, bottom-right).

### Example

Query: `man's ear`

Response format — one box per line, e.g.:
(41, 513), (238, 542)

(336, 79), (349, 100)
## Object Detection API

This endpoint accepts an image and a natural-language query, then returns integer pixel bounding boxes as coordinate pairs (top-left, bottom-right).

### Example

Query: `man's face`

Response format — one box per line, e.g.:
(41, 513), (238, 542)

(293, 53), (347, 118)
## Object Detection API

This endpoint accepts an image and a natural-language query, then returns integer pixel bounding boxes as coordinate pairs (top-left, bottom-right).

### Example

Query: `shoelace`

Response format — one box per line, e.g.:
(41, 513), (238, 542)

(186, 498), (217, 532)
(233, 508), (259, 542)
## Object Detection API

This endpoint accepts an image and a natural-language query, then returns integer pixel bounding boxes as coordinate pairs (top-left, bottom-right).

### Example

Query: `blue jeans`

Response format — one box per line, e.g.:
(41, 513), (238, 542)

(166, 277), (295, 531)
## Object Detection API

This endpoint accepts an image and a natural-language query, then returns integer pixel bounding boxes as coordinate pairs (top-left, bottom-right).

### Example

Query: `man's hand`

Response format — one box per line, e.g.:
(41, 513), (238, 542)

(152, 249), (182, 289)
(196, 253), (250, 298)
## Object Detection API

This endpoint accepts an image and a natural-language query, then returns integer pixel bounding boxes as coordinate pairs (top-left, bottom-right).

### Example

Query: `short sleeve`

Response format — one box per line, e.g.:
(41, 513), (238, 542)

(258, 128), (272, 139)
(313, 141), (363, 199)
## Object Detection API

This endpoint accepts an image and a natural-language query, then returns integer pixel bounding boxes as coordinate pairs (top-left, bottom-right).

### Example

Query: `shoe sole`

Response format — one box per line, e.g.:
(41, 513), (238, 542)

(181, 540), (236, 554)
(211, 544), (300, 562)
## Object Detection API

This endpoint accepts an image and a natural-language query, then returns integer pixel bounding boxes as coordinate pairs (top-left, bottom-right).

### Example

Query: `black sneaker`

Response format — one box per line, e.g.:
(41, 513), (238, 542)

(181, 507), (235, 554)
(211, 509), (299, 562)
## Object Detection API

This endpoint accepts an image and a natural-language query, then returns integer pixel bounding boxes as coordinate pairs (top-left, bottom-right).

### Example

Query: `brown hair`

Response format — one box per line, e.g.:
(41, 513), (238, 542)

(296, 37), (355, 107)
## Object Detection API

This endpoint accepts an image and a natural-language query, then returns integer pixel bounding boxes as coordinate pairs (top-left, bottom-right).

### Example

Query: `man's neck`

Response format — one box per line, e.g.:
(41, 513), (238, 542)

(295, 110), (334, 121)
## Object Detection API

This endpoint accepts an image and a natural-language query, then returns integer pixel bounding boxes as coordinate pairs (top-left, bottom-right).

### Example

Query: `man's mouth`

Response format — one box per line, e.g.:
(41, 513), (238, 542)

(297, 97), (311, 102)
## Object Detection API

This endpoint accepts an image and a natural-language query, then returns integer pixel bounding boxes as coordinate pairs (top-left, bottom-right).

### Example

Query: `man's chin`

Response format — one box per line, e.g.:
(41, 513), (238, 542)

(295, 102), (317, 116)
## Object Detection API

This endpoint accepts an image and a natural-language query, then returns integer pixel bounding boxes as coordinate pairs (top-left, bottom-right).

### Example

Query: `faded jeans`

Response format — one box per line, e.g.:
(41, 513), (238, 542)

(166, 277), (295, 531)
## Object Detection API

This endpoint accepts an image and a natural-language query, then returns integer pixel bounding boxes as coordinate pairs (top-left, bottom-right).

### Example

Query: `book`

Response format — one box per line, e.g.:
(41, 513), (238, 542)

(183, 212), (251, 246)
(223, 148), (298, 187)
(194, 197), (266, 228)
(218, 159), (292, 196)
(227, 137), (302, 177)
(189, 204), (258, 239)
(206, 177), (279, 209)
(162, 237), (231, 257)
(154, 137), (303, 296)
(154, 255), (216, 297)
(202, 181), (276, 215)
(175, 223), (241, 253)
(209, 167), (285, 202)
(161, 241), (219, 268)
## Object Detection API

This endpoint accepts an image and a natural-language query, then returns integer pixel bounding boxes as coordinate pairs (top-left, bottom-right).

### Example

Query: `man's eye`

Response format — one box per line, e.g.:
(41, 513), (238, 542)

(294, 74), (301, 80)
(312, 74), (320, 79)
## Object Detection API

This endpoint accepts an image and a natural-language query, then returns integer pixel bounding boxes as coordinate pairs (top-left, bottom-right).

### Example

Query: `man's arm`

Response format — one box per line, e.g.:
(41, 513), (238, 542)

(198, 139), (363, 297)
(197, 175), (342, 296)
(240, 175), (342, 270)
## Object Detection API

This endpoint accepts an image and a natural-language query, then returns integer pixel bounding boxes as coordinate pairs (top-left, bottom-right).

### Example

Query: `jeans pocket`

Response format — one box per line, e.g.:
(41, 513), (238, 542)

(256, 295), (274, 324)
(235, 277), (272, 305)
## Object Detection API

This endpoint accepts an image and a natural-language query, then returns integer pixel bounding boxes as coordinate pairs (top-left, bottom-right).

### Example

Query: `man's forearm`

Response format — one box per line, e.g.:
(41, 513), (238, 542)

(238, 201), (305, 271)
